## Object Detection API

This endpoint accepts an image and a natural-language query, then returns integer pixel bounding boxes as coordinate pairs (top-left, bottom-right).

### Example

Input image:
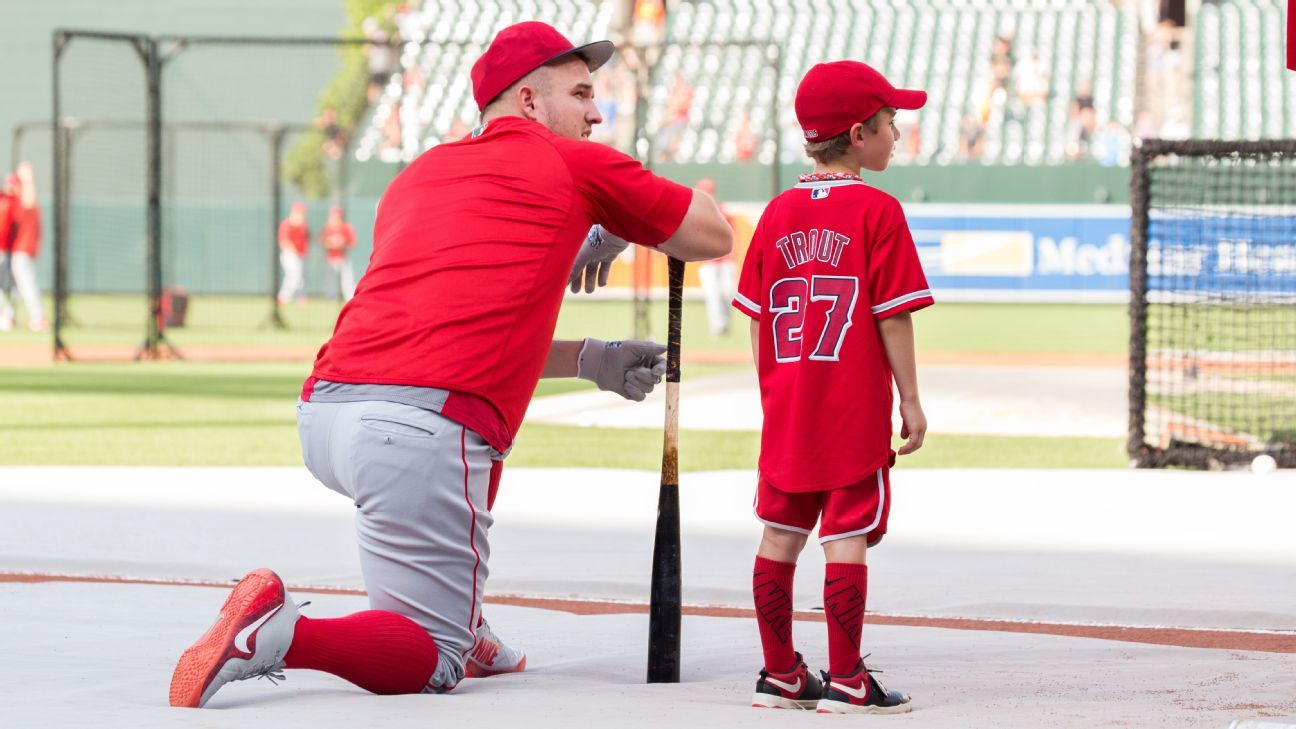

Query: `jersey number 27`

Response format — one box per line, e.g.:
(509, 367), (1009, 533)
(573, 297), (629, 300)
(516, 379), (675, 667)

(768, 276), (859, 363)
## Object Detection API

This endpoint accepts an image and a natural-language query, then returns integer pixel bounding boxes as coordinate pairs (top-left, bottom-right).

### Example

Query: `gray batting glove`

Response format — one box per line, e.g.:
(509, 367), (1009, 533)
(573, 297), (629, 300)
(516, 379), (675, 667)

(577, 338), (668, 401)
(568, 225), (629, 294)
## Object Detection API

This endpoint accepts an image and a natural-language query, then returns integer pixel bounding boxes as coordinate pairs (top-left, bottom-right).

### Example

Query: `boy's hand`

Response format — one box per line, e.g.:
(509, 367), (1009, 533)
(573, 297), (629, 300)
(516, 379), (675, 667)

(896, 399), (926, 455)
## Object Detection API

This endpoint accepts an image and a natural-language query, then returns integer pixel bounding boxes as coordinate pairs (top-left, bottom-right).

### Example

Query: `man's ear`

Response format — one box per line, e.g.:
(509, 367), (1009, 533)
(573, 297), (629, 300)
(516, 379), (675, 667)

(517, 85), (539, 120)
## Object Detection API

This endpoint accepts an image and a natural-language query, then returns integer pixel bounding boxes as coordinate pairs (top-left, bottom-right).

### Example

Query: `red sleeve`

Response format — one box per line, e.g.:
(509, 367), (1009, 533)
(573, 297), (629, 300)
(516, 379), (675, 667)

(732, 213), (767, 320)
(867, 198), (933, 320)
(561, 141), (692, 246)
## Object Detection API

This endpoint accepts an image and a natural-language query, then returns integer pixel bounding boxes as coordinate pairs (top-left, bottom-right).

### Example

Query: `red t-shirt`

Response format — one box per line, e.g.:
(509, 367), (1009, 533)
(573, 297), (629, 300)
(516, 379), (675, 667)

(322, 220), (356, 263)
(0, 194), (14, 253)
(279, 220), (309, 256)
(310, 115), (692, 439)
(11, 203), (40, 257)
(733, 178), (933, 492)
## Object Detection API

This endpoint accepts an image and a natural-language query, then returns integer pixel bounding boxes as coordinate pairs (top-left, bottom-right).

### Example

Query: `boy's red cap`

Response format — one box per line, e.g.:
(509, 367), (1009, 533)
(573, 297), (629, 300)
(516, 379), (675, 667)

(470, 21), (614, 111)
(794, 61), (926, 141)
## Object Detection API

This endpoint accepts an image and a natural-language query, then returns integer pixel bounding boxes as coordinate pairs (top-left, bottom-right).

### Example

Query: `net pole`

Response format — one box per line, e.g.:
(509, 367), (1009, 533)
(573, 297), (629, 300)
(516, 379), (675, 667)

(51, 32), (71, 361)
(266, 126), (287, 330)
(1127, 140), (1153, 466)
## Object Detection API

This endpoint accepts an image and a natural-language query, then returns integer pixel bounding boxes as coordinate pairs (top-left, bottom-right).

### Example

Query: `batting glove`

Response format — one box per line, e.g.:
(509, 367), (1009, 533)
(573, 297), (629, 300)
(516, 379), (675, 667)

(577, 338), (668, 402)
(568, 225), (629, 294)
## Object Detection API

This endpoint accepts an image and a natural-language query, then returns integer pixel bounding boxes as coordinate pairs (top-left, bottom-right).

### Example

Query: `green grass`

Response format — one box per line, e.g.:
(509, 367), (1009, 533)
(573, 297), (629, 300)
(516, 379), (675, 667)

(0, 361), (1125, 468)
(0, 302), (1137, 468)
(1, 297), (1131, 356)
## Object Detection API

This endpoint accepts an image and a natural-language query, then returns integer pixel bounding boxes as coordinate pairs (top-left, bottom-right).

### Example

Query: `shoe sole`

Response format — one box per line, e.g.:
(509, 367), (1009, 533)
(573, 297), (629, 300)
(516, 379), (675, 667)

(168, 568), (286, 708)
(816, 698), (913, 715)
(464, 654), (527, 678)
(752, 694), (818, 710)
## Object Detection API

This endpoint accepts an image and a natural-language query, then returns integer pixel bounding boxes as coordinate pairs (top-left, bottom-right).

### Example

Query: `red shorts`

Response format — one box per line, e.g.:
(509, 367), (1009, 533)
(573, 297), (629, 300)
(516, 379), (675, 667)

(754, 467), (891, 546)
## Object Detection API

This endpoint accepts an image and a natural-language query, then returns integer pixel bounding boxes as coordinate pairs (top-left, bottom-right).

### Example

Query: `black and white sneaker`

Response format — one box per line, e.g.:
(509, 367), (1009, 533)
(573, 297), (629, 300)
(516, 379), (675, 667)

(816, 660), (912, 715)
(751, 652), (823, 710)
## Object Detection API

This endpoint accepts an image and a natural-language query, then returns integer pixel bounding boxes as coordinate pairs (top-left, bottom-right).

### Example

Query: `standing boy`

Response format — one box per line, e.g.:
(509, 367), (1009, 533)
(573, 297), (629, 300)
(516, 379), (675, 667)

(732, 61), (932, 715)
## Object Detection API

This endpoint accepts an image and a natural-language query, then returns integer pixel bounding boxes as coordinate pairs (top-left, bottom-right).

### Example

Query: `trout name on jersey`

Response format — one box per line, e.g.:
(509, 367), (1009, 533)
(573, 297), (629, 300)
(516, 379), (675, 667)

(774, 228), (852, 269)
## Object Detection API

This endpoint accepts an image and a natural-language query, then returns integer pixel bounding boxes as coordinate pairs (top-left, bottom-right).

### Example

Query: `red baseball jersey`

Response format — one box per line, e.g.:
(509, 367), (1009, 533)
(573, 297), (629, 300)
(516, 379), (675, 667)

(0, 194), (14, 252)
(733, 178), (933, 492)
(11, 203), (40, 257)
(310, 115), (691, 439)
(279, 220), (309, 256)
(322, 221), (356, 262)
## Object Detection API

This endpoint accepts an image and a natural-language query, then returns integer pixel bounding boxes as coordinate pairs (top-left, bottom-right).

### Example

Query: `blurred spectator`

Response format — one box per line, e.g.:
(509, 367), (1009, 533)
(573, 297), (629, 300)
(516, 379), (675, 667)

(1132, 110), (1159, 140)
(693, 178), (736, 337)
(317, 107), (347, 160)
(1069, 80), (1095, 119)
(321, 206), (358, 302)
(442, 118), (471, 145)
(364, 18), (396, 104)
(277, 202), (310, 306)
(381, 102), (403, 157)
(589, 71), (619, 146)
(896, 109), (921, 162)
(654, 73), (693, 161)
(1066, 106), (1097, 161)
(733, 113), (757, 163)
(1091, 120), (1127, 166)
(1013, 49), (1049, 106)
(632, 0), (666, 47)
(958, 115), (984, 161)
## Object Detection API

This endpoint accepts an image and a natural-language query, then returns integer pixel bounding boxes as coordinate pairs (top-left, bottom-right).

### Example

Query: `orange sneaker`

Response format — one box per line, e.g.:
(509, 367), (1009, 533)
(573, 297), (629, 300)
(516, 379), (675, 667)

(168, 568), (300, 708)
(463, 617), (526, 678)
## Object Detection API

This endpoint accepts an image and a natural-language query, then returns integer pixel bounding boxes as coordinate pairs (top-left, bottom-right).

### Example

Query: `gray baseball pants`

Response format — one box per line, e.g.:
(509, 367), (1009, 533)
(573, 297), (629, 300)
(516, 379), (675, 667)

(296, 398), (495, 687)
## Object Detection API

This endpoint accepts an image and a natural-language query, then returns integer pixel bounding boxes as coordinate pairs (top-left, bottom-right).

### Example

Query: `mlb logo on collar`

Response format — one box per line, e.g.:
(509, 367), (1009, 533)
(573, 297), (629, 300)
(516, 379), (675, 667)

(811, 187), (830, 200)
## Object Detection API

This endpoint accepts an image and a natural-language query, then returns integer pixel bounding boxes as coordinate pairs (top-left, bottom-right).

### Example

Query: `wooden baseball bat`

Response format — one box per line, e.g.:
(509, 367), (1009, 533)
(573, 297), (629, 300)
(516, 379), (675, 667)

(647, 255), (684, 683)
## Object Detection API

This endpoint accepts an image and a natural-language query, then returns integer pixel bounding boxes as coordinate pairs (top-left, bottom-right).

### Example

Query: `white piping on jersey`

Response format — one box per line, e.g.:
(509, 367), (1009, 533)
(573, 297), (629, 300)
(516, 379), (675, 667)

(871, 289), (933, 315)
(818, 468), (887, 544)
(793, 180), (868, 189)
(733, 292), (761, 316)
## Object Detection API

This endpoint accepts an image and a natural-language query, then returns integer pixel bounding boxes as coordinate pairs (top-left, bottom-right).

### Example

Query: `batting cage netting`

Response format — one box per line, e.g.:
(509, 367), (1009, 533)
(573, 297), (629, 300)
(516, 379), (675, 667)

(52, 31), (403, 360)
(1128, 139), (1296, 469)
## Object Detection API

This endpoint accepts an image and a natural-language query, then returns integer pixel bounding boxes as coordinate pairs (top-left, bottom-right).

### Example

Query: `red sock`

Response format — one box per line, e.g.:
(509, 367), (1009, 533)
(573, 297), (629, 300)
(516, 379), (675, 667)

(753, 556), (797, 672)
(283, 610), (439, 694)
(824, 563), (867, 675)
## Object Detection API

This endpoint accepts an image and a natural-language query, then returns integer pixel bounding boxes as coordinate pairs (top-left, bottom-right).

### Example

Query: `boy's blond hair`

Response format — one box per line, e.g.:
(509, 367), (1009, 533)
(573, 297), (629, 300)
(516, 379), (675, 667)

(803, 107), (892, 164)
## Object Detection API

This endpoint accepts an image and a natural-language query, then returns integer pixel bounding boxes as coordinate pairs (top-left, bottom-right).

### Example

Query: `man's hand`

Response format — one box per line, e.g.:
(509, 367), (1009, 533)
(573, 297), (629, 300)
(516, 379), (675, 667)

(896, 399), (927, 455)
(577, 338), (668, 401)
(568, 225), (629, 293)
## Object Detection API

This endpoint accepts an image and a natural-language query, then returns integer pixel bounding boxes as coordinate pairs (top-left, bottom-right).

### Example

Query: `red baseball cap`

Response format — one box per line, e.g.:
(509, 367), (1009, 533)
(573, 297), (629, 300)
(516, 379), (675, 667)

(794, 61), (926, 141)
(470, 21), (615, 111)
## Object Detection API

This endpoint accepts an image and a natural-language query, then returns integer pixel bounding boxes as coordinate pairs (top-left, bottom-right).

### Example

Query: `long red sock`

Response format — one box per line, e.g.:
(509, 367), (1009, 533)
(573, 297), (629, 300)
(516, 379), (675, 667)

(753, 556), (797, 672)
(283, 610), (439, 694)
(824, 563), (868, 675)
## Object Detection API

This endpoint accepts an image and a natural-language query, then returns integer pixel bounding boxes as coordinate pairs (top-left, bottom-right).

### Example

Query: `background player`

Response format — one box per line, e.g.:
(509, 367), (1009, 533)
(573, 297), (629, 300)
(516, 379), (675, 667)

(693, 177), (737, 337)
(169, 21), (731, 709)
(0, 172), (15, 331)
(320, 205), (357, 302)
(733, 61), (932, 715)
(277, 202), (309, 306)
(7, 162), (46, 331)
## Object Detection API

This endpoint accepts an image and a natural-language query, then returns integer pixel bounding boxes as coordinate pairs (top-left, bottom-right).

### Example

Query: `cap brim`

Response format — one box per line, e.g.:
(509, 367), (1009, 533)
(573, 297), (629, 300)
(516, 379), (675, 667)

(889, 88), (927, 110)
(548, 39), (615, 73)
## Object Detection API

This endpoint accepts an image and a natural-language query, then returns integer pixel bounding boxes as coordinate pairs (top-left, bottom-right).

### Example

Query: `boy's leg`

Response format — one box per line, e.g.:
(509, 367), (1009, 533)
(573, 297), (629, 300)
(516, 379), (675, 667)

(815, 467), (910, 714)
(750, 479), (825, 710)
(821, 536), (868, 676)
(754, 525), (806, 673)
